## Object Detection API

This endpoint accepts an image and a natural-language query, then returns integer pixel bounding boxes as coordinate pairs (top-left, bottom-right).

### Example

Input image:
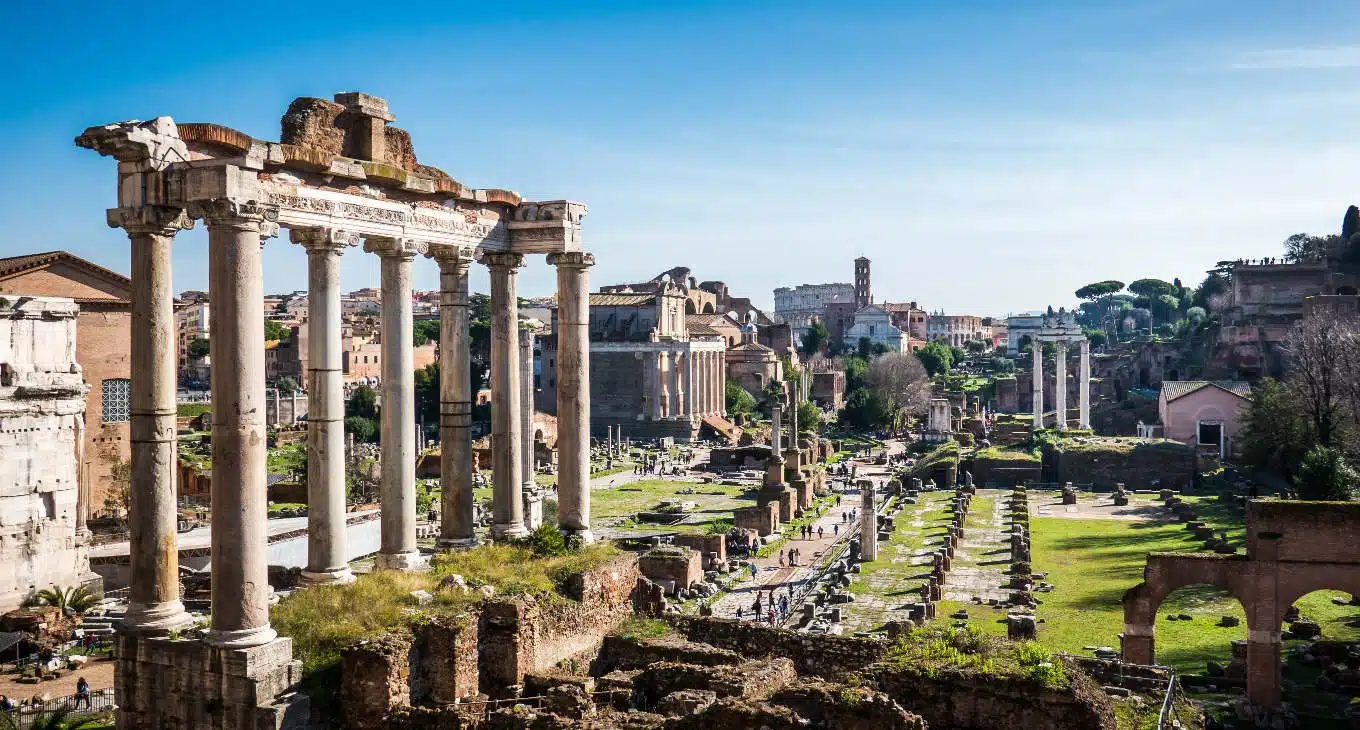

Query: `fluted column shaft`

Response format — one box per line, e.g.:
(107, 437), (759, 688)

(371, 240), (422, 569)
(652, 352), (664, 420)
(294, 229), (356, 584)
(1079, 339), (1091, 430)
(550, 252), (594, 541)
(433, 252), (476, 547)
(486, 253), (527, 539)
(1031, 340), (1044, 430)
(201, 200), (277, 648)
(1055, 342), (1068, 430)
(112, 205), (193, 633)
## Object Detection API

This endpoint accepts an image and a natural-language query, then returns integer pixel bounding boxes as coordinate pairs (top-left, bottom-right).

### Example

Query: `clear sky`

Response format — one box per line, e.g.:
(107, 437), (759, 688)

(3, 0), (1357, 315)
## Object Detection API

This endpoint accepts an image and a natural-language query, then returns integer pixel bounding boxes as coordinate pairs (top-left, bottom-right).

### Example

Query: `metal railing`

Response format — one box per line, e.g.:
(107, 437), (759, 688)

(1155, 669), (1179, 729)
(7, 690), (115, 728)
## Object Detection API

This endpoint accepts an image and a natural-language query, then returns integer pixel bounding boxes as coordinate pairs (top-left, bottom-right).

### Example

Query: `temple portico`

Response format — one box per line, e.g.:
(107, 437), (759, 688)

(1028, 309), (1090, 431)
(78, 91), (592, 728)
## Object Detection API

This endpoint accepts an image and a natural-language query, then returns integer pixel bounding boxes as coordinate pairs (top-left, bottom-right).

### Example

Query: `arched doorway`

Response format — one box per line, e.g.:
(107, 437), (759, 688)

(685, 300), (697, 315)
(702, 302), (715, 313)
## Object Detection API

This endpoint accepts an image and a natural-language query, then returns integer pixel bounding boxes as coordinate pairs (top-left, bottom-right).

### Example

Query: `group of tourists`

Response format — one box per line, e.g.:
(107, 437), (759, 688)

(735, 588), (792, 625)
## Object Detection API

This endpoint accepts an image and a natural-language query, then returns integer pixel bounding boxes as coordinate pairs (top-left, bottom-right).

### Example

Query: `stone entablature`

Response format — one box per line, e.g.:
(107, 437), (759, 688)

(0, 296), (98, 612)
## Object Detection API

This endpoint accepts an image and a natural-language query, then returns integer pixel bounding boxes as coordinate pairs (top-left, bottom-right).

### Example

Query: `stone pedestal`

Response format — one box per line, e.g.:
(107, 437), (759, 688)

(115, 634), (307, 730)
(861, 484), (877, 562)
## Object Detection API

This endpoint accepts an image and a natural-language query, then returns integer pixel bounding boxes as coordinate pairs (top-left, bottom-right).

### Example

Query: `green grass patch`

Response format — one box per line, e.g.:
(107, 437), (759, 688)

(614, 616), (672, 641)
(176, 402), (212, 418)
(974, 445), (1040, 464)
(875, 625), (1068, 689)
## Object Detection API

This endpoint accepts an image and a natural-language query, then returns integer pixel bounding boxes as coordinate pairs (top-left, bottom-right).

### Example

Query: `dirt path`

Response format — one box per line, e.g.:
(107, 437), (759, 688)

(0, 656), (114, 701)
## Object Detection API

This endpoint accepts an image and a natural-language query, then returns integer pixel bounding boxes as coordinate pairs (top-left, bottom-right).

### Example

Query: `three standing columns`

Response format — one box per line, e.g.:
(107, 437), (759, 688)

(433, 251), (477, 547)
(485, 253), (528, 539)
(370, 238), (424, 570)
(110, 205), (194, 633)
(293, 228), (356, 585)
(549, 252), (594, 542)
(1030, 338), (1093, 431)
(199, 199), (278, 648)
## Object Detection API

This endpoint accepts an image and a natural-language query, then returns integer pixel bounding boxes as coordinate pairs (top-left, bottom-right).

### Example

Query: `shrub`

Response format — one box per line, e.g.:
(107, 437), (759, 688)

(1295, 445), (1357, 501)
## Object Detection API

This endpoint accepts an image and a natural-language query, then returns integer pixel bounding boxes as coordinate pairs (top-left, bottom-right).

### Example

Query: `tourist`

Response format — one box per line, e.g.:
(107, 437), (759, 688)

(778, 550), (785, 567)
(0, 696), (12, 712)
(817, 527), (824, 539)
(74, 677), (90, 709)
(766, 607), (775, 625)
(834, 523), (840, 536)
(780, 595), (789, 616)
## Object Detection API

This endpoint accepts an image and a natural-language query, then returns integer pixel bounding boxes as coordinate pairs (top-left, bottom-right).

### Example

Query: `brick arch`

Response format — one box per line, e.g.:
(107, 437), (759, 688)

(1121, 554), (1257, 666)
(1272, 565), (1360, 626)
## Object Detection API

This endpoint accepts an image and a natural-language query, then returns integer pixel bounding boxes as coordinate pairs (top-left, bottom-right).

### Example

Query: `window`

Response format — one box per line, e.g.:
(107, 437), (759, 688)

(102, 379), (130, 423)
(1197, 421), (1223, 447)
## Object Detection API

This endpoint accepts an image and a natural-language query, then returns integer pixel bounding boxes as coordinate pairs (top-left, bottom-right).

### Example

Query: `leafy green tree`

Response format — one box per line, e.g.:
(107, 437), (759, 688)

(276, 376), (299, 395)
(949, 346), (966, 365)
(1191, 271), (1230, 312)
(1186, 306), (1207, 323)
(914, 341), (953, 377)
(1082, 329), (1107, 348)
(1344, 205), (1360, 243)
(264, 319), (291, 342)
(413, 319), (441, 347)
(841, 388), (892, 431)
(1295, 445), (1356, 501)
(1075, 280), (1125, 336)
(347, 385), (379, 420)
(414, 363), (440, 429)
(799, 321), (829, 358)
(344, 415), (378, 442)
(1155, 294), (1182, 323)
(1127, 278), (1177, 300)
(857, 336), (873, 361)
(1241, 378), (1313, 482)
(725, 381), (756, 417)
(187, 337), (210, 359)
(843, 356), (869, 392)
(796, 400), (822, 433)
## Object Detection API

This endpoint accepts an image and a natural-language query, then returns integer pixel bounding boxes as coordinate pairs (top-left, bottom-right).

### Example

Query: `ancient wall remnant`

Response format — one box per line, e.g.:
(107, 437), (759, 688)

(0, 296), (98, 612)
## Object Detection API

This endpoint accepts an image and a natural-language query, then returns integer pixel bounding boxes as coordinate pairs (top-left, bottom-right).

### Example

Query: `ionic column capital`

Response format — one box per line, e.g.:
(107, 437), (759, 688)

(426, 243), (473, 270)
(363, 236), (425, 260)
(290, 227), (361, 254)
(546, 251), (595, 269)
(189, 198), (280, 238)
(482, 251), (525, 270)
(106, 206), (195, 237)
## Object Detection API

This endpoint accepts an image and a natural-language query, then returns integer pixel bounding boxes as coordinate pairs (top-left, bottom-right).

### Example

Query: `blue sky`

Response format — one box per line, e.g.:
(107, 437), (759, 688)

(3, 0), (1358, 315)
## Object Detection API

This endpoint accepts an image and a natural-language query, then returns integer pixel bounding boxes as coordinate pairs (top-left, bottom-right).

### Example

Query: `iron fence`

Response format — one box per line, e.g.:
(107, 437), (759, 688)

(7, 689), (114, 728)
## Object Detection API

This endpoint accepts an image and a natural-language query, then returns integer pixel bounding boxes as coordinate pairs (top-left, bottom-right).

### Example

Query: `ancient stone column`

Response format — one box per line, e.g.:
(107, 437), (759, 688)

(199, 198), (278, 648)
(292, 227), (357, 585)
(718, 350), (727, 417)
(519, 328), (536, 496)
(549, 252), (594, 542)
(659, 351), (671, 418)
(861, 481), (877, 561)
(485, 253), (527, 539)
(432, 250), (476, 547)
(704, 351), (715, 415)
(765, 391), (786, 487)
(1031, 339), (1043, 430)
(1054, 341), (1068, 430)
(1079, 338), (1091, 430)
(676, 351), (689, 418)
(369, 238), (423, 570)
(109, 205), (194, 633)
(651, 351), (664, 420)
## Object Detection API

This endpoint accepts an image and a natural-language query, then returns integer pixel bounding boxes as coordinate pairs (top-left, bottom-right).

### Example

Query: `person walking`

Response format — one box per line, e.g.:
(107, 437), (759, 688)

(817, 526), (824, 539)
(74, 677), (90, 710)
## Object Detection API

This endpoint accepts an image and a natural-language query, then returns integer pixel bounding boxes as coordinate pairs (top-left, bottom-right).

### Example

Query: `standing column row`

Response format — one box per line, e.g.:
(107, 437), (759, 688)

(433, 250), (476, 547)
(1054, 341), (1068, 430)
(368, 237), (423, 570)
(198, 198), (279, 648)
(293, 227), (356, 585)
(1031, 339), (1044, 430)
(549, 252), (594, 542)
(110, 205), (194, 634)
(486, 253), (528, 539)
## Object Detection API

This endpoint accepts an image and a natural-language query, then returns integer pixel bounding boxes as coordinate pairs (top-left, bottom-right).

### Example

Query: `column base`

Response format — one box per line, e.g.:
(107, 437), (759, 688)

(375, 551), (429, 571)
(203, 623), (278, 649)
(561, 527), (595, 544)
(299, 567), (357, 586)
(437, 536), (479, 550)
(491, 522), (530, 540)
(119, 600), (195, 634)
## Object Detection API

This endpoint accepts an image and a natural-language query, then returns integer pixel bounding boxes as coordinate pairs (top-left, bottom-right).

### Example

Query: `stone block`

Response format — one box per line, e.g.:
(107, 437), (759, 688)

(640, 547), (702, 594)
(734, 503), (779, 537)
(673, 534), (726, 565)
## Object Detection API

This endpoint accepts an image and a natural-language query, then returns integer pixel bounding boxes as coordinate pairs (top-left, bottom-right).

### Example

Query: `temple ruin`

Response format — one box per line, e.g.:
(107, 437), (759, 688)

(77, 91), (592, 728)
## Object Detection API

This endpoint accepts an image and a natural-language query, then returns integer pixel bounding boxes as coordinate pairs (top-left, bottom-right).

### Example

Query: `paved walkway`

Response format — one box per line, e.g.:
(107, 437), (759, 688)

(707, 439), (906, 623)
(941, 488), (1013, 604)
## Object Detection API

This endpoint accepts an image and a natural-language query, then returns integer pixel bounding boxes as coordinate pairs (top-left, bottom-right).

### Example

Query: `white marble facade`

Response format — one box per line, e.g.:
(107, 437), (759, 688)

(0, 296), (96, 612)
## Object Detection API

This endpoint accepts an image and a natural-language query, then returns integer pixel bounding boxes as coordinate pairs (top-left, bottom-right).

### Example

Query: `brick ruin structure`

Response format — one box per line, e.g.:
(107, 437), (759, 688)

(1122, 499), (1360, 709)
(77, 91), (593, 729)
(0, 296), (100, 612)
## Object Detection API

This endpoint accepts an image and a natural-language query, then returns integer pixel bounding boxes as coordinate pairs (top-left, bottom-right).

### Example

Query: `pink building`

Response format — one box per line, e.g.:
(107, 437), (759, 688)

(1155, 381), (1251, 459)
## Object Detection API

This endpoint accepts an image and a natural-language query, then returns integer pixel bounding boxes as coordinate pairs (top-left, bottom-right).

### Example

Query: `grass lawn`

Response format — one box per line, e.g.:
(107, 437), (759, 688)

(1030, 504), (1360, 676)
(592, 479), (755, 536)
